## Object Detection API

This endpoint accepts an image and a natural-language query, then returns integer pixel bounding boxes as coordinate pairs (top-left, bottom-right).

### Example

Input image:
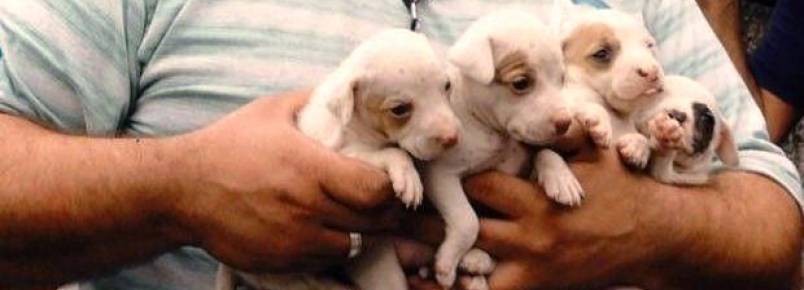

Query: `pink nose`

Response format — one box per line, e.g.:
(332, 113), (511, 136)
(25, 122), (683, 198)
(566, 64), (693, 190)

(551, 110), (573, 136)
(554, 118), (571, 135)
(437, 133), (458, 149)
(636, 66), (659, 82)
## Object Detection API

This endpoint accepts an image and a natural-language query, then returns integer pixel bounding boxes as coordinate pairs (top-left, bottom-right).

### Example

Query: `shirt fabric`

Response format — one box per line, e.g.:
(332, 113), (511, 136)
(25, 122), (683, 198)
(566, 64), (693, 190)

(750, 0), (804, 109)
(0, 0), (800, 289)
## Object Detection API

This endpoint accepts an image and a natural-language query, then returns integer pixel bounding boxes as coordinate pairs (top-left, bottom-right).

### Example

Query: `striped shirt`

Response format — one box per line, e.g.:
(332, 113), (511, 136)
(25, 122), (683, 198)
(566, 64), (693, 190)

(0, 0), (800, 289)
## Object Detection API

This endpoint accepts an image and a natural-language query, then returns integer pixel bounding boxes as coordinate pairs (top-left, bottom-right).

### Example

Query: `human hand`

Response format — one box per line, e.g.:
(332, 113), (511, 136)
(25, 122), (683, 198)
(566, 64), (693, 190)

(407, 148), (675, 290)
(167, 91), (398, 272)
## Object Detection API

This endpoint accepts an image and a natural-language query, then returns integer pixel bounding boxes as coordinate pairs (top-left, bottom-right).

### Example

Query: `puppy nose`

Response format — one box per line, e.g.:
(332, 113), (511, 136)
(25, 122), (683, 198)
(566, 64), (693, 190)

(636, 66), (659, 82)
(437, 133), (458, 149)
(551, 109), (573, 135)
(554, 118), (571, 135)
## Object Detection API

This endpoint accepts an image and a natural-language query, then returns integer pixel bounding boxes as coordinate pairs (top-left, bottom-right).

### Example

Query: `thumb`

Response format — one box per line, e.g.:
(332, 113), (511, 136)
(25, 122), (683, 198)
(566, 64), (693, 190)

(255, 90), (312, 121)
(300, 139), (394, 210)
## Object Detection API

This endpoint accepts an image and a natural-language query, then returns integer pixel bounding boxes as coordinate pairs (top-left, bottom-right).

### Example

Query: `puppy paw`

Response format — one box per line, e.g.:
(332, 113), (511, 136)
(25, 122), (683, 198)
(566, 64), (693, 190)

(459, 248), (495, 275)
(577, 109), (612, 148)
(616, 134), (651, 169)
(387, 160), (423, 209)
(537, 167), (584, 206)
(435, 258), (458, 289)
(459, 275), (489, 290)
(648, 112), (684, 151)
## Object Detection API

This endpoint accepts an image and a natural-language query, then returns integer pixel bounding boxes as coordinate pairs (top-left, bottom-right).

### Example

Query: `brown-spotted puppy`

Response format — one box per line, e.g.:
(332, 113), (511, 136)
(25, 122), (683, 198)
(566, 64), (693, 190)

(426, 9), (578, 289)
(559, 7), (665, 149)
(216, 29), (461, 290)
(626, 75), (739, 184)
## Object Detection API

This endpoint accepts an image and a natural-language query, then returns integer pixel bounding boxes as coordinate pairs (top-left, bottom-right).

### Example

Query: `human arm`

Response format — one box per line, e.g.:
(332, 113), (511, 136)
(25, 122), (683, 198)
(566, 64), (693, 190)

(747, 0), (804, 142)
(695, 0), (762, 102)
(698, 0), (804, 142)
(0, 92), (397, 288)
(462, 148), (801, 290)
(761, 88), (799, 143)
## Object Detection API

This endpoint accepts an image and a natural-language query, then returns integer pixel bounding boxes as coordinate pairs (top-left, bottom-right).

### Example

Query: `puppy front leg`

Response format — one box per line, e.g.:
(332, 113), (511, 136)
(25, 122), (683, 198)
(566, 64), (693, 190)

(348, 238), (408, 290)
(532, 149), (584, 206)
(425, 166), (479, 289)
(344, 147), (423, 208)
(616, 133), (652, 169)
(575, 102), (612, 148)
(650, 152), (708, 185)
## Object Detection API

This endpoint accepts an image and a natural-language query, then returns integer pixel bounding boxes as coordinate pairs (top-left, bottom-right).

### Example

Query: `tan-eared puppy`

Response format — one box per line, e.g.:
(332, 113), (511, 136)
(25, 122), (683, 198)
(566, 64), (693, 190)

(425, 9), (582, 289)
(559, 7), (665, 150)
(216, 29), (461, 290)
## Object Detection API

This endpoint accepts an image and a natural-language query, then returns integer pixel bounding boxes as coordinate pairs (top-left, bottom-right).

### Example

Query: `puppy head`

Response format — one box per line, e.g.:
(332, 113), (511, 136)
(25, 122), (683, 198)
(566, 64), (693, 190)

(562, 9), (664, 113)
(638, 76), (738, 166)
(448, 9), (572, 145)
(324, 29), (460, 161)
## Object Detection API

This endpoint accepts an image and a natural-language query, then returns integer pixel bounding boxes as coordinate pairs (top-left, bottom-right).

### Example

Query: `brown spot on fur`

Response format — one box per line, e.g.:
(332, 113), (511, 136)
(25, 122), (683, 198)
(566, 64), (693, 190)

(361, 93), (409, 139)
(562, 23), (621, 74)
(494, 51), (535, 95)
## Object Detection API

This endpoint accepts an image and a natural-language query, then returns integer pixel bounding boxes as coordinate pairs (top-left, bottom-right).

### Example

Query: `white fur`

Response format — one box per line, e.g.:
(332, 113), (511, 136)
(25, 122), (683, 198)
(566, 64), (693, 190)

(426, 9), (583, 289)
(215, 29), (460, 290)
(559, 7), (665, 153)
(558, 7), (738, 185)
(625, 75), (739, 184)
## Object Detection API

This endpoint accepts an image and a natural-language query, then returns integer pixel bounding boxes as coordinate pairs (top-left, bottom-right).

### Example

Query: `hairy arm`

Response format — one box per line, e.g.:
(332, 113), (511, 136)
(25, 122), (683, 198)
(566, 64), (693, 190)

(407, 148), (802, 290)
(468, 148), (802, 289)
(0, 114), (188, 287)
(0, 93), (396, 288)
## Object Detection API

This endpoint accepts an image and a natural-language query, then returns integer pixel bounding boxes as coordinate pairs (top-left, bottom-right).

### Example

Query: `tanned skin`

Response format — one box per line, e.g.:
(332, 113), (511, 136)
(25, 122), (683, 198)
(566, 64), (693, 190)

(406, 145), (802, 290)
(697, 0), (801, 142)
(0, 92), (398, 288)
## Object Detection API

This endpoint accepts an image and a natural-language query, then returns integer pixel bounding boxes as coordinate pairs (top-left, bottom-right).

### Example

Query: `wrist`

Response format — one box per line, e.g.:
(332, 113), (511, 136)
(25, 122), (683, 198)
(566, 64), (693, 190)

(134, 135), (199, 247)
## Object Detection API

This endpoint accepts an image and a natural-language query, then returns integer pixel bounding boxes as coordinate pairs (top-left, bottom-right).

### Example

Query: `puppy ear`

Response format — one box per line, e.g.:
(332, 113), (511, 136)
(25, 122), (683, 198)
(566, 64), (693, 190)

(300, 70), (359, 148)
(716, 121), (739, 167)
(448, 31), (496, 84)
(324, 71), (358, 126)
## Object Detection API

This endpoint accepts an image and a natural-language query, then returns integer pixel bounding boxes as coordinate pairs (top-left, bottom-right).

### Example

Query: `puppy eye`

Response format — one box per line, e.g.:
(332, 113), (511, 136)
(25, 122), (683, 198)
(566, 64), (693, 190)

(591, 48), (611, 62)
(389, 103), (413, 118)
(646, 41), (655, 49)
(510, 75), (533, 94)
(444, 80), (451, 92)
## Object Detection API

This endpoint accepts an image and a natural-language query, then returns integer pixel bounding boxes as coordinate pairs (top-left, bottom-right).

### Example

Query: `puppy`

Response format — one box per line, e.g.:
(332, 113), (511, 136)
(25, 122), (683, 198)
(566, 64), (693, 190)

(559, 7), (665, 147)
(426, 9), (581, 289)
(558, 7), (738, 184)
(625, 75), (739, 184)
(215, 29), (461, 290)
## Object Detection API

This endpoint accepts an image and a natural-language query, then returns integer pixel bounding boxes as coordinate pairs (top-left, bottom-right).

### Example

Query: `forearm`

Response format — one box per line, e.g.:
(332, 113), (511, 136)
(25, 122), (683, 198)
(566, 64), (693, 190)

(640, 171), (802, 289)
(696, 0), (762, 102)
(761, 88), (800, 143)
(0, 114), (191, 286)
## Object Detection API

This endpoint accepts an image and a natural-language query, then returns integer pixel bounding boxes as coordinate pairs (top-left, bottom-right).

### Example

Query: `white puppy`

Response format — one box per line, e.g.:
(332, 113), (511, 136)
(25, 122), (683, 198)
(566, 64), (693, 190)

(559, 7), (664, 147)
(558, 7), (737, 185)
(426, 10), (581, 289)
(215, 29), (461, 290)
(626, 75), (739, 184)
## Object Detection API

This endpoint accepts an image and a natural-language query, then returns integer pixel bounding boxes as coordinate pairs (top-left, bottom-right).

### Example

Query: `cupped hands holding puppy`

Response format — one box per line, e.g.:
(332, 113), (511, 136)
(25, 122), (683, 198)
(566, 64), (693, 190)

(406, 144), (800, 290)
(167, 91), (399, 273)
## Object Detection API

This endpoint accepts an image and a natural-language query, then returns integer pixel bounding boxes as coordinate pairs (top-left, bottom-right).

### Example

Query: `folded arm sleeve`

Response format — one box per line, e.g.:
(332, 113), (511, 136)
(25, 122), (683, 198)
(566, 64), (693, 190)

(639, 0), (803, 209)
(0, 1), (149, 135)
